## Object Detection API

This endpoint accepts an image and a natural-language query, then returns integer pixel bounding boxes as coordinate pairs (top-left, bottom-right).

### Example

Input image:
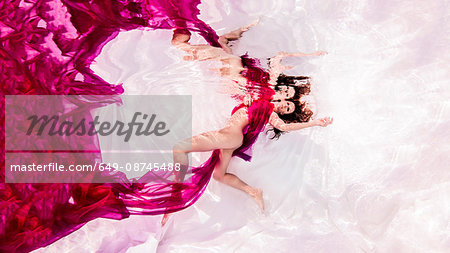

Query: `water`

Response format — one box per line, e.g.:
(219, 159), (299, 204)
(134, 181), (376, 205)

(38, 0), (449, 252)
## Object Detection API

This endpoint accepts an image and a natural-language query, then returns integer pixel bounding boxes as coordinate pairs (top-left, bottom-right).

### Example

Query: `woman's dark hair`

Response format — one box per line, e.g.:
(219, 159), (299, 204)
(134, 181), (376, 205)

(268, 74), (313, 139)
(276, 74), (311, 94)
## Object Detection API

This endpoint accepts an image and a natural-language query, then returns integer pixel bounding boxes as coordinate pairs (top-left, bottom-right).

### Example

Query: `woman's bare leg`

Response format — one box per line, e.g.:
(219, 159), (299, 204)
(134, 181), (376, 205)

(173, 130), (243, 169)
(212, 149), (264, 213)
(162, 130), (244, 226)
(163, 147), (264, 225)
(218, 19), (259, 53)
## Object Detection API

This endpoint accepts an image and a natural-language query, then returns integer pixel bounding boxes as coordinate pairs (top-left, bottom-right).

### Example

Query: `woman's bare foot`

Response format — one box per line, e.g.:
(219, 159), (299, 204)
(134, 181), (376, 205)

(250, 188), (264, 213)
(161, 213), (172, 226)
(218, 19), (260, 53)
(222, 19), (259, 40)
(241, 18), (260, 32)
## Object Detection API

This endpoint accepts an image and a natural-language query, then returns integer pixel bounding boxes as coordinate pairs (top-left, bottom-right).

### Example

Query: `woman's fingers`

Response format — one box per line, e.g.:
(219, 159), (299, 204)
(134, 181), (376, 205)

(284, 65), (294, 70)
(278, 51), (288, 57)
(319, 117), (333, 127)
(313, 50), (328, 56)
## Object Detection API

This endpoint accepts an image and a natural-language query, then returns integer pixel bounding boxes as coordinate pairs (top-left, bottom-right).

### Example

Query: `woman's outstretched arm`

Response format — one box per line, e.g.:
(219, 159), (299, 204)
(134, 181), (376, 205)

(268, 112), (333, 131)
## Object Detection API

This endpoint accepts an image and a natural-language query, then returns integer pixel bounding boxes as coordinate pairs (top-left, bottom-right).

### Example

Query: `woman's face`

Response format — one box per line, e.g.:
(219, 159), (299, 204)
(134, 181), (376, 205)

(274, 100), (295, 115)
(276, 85), (295, 99)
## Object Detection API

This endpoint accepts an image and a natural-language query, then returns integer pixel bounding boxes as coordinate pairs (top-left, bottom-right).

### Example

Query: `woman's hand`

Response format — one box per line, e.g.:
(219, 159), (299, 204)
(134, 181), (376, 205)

(276, 51), (290, 57)
(313, 117), (333, 127)
(311, 50), (328, 56)
(282, 65), (294, 70)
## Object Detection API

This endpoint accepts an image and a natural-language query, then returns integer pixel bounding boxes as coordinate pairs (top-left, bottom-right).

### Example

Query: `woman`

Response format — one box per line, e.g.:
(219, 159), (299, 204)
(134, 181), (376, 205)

(164, 93), (333, 225)
(171, 23), (328, 102)
(162, 23), (332, 225)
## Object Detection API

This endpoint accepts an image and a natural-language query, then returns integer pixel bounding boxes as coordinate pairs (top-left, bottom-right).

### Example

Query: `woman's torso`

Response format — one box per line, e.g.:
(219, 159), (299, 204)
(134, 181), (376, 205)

(220, 106), (249, 135)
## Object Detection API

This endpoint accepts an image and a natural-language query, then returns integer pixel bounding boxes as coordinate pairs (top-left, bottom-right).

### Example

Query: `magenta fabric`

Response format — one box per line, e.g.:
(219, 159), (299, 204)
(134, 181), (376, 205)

(231, 100), (274, 161)
(0, 1), (273, 252)
(0, 0), (220, 252)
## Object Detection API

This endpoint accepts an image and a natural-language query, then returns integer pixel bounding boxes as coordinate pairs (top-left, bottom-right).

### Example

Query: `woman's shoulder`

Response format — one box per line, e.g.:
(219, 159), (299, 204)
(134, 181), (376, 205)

(231, 103), (248, 115)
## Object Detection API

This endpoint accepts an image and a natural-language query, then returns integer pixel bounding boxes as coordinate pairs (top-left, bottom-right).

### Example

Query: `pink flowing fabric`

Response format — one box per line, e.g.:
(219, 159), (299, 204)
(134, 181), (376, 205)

(0, 1), (273, 252)
(232, 100), (274, 161)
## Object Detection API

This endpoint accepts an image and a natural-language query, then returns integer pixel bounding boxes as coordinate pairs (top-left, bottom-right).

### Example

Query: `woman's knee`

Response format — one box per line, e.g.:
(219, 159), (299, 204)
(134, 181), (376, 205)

(171, 30), (191, 46)
(212, 170), (224, 182)
(173, 140), (190, 154)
